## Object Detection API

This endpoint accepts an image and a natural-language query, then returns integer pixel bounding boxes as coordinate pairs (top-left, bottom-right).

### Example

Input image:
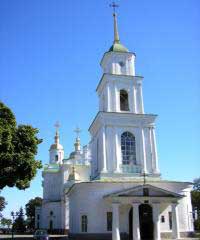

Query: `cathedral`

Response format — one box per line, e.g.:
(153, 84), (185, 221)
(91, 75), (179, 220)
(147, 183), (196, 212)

(35, 11), (194, 240)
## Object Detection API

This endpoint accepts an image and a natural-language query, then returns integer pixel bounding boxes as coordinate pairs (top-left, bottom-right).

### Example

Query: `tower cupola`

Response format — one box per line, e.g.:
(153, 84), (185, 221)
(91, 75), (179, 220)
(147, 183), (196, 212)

(49, 122), (64, 164)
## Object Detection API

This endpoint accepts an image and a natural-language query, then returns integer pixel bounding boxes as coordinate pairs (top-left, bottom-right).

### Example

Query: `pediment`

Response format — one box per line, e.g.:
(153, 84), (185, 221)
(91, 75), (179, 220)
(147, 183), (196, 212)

(104, 184), (183, 198)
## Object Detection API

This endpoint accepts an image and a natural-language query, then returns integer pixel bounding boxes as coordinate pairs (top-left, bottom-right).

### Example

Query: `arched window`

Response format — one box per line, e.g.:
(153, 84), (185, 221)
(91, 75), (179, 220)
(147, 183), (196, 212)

(120, 90), (129, 111)
(121, 132), (136, 165)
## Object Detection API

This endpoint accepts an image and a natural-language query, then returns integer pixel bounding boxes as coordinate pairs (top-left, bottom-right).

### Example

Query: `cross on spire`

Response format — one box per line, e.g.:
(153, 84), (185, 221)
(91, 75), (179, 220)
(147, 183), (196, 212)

(74, 127), (81, 138)
(54, 121), (60, 132)
(109, 2), (119, 15)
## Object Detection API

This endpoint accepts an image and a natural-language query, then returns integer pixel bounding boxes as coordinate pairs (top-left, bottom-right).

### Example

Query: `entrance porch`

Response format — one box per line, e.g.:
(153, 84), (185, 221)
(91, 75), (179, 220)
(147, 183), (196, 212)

(104, 184), (183, 240)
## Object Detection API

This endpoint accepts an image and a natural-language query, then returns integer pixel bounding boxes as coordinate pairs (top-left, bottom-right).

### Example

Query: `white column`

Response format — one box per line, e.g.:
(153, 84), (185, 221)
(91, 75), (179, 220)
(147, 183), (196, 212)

(132, 203), (140, 240)
(133, 85), (137, 113)
(150, 127), (159, 174)
(112, 203), (120, 240)
(106, 83), (111, 112)
(153, 203), (161, 240)
(102, 126), (107, 172)
(114, 84), (118, 112)
(139, 127), (147, 174)
(172, 203), (180, 239)
(137, 83), (144, 114)
(114, 130), (121, 173)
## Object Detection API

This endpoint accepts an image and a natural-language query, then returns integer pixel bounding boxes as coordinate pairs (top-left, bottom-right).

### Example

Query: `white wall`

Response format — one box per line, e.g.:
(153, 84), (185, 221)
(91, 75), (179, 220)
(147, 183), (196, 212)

(68, 182), (192, 234)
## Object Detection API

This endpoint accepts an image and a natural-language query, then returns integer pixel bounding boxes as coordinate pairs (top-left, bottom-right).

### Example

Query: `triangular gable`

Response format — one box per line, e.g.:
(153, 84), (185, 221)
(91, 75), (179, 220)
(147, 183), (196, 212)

(104, 184), (184, 198)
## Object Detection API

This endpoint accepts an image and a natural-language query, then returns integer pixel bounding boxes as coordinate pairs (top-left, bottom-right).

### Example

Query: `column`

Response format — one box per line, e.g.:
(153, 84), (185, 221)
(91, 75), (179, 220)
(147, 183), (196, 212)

(106, 83), (111, 112)
(139, 127), (147, 174)
(132, 203), (140, 240)
(112, 203), (120, 240)
(114, 130), (121, 173)
(137, 83), (144, 114)
(102, 126), (107, 172)
(150, 127), (159, 174)
(172, 203), (180, 239)
(153, 203), (161, 240)
(133, 85), (137, 113)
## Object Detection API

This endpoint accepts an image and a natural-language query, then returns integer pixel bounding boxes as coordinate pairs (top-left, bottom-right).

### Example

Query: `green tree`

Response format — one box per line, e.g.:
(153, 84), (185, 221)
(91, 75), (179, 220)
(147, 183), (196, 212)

(191, 177), (200, 231)
(0, 102), (42, 190)
(25, 197), (42, 230)
(193, 177), (200, 191)
(1, 217), (12, 229)
(13, 207), (26, 233)
(0, 194), (7, 218)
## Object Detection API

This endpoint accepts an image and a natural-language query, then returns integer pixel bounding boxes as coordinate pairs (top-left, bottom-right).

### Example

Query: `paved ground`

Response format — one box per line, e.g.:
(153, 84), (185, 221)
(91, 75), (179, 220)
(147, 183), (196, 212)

(0, 235), (68, 239)
(0, 236), (199, 240)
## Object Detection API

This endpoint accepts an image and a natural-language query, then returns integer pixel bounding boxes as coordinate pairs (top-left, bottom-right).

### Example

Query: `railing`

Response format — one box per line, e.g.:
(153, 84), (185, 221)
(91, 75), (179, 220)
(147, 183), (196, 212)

(120, 164), (141, 173)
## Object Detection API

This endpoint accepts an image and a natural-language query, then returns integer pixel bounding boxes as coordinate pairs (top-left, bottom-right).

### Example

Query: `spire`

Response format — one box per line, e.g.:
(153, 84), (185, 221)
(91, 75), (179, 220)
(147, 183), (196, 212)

(113, 13), (120, 43)
(110, 2), (120, 44)
(109, 2), (129, 53)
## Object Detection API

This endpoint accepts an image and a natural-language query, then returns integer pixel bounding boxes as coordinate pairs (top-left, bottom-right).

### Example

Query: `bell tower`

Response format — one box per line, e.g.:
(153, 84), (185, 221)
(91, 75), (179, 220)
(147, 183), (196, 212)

(89, 7), (160, 180)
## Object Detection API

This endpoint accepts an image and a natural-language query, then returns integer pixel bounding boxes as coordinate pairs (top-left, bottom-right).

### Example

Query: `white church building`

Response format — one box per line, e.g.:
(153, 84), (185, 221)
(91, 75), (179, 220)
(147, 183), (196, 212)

(36, 11), (194, 240)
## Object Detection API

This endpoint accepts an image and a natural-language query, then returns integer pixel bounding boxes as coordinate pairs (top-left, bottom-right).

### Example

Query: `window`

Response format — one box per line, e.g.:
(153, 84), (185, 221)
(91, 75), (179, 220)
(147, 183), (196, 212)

(168, 212), (172, 229)
(37, 214), (40, 220)
(81, 215), (88, 232)
(120, 90), (129, 111)
(161, 215), (165, 223)
(107, 212), (112, 231)
(50, 211), (53, 216)
(121, 132), (136, 165)
(55, 155), (58, 161)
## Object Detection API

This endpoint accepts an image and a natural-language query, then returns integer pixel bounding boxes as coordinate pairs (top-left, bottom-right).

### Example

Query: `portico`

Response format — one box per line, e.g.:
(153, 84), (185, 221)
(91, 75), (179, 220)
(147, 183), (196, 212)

(104, 184), (183, 240)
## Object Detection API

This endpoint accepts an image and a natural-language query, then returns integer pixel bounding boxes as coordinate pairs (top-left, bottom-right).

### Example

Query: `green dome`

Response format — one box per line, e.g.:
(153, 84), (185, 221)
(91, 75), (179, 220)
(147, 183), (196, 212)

(109, 42), (129, 53)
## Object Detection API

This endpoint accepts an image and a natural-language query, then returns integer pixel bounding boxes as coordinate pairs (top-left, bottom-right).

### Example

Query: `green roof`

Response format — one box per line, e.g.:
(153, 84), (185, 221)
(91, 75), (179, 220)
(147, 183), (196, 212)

(109, 42), (129, 53)
(43, 163), (60, 173)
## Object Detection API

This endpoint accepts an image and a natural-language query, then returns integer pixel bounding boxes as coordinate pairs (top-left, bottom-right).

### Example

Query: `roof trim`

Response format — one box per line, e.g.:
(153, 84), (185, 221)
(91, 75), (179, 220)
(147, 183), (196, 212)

(103, 184), (184, 199)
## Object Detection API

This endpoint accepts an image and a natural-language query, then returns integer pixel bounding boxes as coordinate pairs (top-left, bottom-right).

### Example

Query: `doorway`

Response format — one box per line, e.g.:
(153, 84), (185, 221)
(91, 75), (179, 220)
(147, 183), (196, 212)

(139, 204), (153, 240)
(129, 204), (154, 240)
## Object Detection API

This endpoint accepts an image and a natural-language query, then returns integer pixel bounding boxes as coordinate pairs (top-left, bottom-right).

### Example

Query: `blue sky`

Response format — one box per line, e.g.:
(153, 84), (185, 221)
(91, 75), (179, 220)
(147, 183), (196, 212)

(0, 0), (199, 219)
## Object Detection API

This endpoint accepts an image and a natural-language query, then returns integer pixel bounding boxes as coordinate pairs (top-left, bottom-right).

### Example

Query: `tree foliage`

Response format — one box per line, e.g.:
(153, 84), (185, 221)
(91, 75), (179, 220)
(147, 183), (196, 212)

(0, 194), (7, 218)
(0, 102), (42, 190)
(191, 177), (200, 231)
(193, 177), (200, 191)
(25, 197), (42, 230)
(13, 207), (26, 233)
(1, 217), (12, 228)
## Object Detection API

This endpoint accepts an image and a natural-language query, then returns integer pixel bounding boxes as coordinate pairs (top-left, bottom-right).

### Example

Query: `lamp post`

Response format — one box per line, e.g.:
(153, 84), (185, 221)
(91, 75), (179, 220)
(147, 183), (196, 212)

(11, 211), (19, 240)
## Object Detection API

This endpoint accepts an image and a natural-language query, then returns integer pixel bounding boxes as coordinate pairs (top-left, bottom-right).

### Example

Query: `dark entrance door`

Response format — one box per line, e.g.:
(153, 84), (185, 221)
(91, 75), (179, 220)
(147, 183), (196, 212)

(139, 204), (154, 240)
(129, 208), (133, 240)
